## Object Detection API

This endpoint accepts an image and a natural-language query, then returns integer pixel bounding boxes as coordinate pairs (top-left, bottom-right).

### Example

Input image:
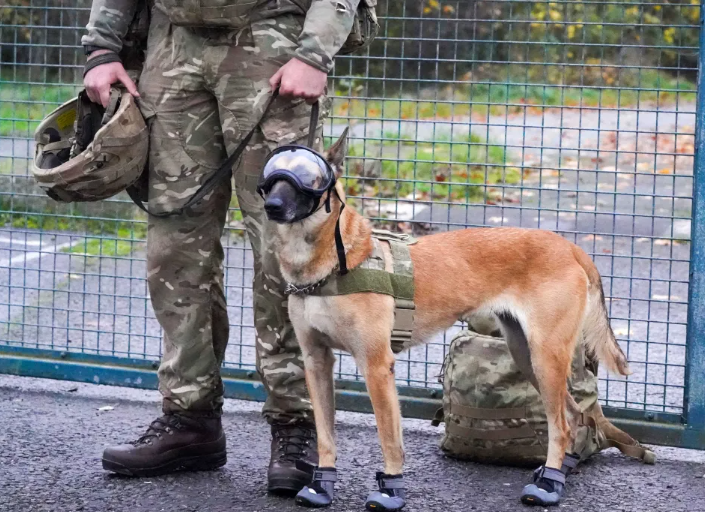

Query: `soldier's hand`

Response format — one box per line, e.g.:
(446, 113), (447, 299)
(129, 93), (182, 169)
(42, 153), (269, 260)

(84, 50), (140, 107)
(270, 58), (327, 103)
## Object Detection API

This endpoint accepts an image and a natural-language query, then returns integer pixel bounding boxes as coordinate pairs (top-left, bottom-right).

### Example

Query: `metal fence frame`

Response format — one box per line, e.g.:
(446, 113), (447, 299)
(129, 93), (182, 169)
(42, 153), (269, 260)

(1, 1), (704, 450)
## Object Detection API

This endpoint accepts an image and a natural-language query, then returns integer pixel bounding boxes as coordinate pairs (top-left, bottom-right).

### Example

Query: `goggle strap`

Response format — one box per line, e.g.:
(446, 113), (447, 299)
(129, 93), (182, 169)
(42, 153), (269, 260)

(334, 190), (348, 276)
(325, 188), (332, 213)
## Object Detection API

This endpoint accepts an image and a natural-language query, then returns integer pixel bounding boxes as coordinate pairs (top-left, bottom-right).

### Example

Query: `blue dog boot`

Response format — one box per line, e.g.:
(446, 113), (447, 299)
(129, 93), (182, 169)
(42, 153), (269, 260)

(365, 472), (406, 511)
(521, 466), (566, 507)
(295, 465), (336, 508)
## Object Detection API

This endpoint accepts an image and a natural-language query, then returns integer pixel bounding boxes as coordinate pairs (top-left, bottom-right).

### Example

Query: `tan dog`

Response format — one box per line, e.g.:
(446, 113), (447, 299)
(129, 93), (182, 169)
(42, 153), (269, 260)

(260, 130), (631, 510)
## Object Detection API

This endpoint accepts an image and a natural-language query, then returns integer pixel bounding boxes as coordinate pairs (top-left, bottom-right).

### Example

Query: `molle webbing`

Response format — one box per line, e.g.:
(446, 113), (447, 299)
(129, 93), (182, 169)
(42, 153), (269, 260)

(446, 402), (538, 441)
(309, 230), (416, 353)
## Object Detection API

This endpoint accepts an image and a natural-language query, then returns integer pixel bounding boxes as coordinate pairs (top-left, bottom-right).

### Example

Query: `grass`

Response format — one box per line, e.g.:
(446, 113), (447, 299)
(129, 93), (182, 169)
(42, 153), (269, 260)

(63, 228), (141, 258)
(0, 202), (147, 258)
(0, 80), (79, 137)
(327, 132), (518, 206)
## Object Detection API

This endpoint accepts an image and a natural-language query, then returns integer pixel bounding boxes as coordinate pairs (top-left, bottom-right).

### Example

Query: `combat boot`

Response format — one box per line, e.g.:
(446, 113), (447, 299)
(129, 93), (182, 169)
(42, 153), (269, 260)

(102, 413), (226, 477)
(267, 420), (318, 494)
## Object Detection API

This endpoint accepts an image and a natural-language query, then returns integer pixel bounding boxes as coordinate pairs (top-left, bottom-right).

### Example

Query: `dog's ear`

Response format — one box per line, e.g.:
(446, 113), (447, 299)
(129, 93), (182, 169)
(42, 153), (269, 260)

(325, 127), (349, 178)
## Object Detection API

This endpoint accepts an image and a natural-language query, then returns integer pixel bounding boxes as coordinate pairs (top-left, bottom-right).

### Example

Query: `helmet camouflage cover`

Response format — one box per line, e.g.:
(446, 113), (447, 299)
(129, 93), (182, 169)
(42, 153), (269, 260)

(31, 87), (147, 202)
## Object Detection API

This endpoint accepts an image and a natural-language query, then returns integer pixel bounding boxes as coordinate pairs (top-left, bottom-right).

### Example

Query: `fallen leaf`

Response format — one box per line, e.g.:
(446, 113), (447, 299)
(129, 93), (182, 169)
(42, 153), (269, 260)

(652, 294), (682, 301)
(657, 168), (672, 174)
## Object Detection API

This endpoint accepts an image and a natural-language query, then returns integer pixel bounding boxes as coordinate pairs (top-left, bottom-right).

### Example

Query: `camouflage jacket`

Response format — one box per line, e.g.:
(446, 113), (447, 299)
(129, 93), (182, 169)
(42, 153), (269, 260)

(81, 0), (360, 72)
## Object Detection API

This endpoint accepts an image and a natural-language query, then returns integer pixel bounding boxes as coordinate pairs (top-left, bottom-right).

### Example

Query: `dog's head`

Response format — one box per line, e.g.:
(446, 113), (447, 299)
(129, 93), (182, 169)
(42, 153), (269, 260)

(261, 128), (348, 224)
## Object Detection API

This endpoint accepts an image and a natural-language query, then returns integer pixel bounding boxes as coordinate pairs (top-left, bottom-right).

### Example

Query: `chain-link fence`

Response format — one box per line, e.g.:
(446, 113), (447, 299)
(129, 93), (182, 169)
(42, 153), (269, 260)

(1, 1), (703, 441)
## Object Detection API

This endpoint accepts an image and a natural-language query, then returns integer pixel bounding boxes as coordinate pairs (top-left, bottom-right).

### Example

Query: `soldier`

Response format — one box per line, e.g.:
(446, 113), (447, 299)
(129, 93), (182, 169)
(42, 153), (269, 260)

(82, 0), (360, 492)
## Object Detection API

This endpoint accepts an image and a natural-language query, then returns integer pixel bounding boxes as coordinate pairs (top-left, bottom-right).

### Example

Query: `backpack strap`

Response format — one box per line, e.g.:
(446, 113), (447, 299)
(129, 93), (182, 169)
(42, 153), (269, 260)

(582, 403), (656, 464)
(431, 407), (445, 427)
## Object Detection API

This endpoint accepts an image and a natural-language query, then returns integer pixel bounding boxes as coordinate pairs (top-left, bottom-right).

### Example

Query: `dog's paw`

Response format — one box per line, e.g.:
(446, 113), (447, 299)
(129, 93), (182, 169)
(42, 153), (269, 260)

(521, 466), (565, 507)
(365, 490), (406, 511)
(365, 472), (406, 511)
(295, 467), (336, 508)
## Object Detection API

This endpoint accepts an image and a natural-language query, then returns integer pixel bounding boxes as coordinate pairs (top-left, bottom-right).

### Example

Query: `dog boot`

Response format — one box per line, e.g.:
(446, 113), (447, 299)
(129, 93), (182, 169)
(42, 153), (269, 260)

(560, 452), (581, 476)
(521, 466), (566, 507)
(365, 472), (406, 511)
(295, 464), (337, 508)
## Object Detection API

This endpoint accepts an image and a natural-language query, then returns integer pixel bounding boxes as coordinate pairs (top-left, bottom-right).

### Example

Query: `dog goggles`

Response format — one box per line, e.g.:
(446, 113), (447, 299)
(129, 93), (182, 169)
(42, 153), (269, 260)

(256, 145), (335, 200)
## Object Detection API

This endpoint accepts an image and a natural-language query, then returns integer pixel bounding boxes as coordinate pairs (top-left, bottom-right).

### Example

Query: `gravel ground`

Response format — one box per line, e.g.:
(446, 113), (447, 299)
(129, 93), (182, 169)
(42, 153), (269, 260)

(1, 374), (705, 512)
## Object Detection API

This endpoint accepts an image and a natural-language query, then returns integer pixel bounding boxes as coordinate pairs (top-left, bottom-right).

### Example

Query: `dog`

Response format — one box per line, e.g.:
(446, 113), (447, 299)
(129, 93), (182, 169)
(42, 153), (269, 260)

(259, 129), (631, 510)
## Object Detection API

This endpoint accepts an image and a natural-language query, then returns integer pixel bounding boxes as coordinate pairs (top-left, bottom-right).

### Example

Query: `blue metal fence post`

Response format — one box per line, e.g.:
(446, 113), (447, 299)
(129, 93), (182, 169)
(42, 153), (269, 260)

(684, 9), (705, 439)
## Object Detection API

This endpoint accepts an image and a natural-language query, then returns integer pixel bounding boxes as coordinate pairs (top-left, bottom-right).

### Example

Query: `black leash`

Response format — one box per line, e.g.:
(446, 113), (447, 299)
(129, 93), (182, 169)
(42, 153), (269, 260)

(128, 87), (349, 276)
(307, 99), (318, 149)
(126, 89), (280, 217)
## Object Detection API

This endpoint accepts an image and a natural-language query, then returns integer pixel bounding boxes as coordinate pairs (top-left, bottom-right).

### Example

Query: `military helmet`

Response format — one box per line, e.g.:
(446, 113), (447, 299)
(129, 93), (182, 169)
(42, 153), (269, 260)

(31, 87), (148, 202)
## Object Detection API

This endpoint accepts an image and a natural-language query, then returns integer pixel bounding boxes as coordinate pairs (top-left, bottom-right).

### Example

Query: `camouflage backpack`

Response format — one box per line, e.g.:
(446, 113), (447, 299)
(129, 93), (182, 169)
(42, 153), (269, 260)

(433, 322), (656, 468)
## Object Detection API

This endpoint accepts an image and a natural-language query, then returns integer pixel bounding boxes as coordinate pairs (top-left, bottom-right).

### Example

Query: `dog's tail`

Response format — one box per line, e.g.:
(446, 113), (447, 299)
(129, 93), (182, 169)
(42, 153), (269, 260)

(573, 245), (632, 376)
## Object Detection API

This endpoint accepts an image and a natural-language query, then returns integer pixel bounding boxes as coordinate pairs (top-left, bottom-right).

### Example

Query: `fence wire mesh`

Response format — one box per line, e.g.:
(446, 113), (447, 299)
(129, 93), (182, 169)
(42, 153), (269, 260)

(0, 0), (700, 417)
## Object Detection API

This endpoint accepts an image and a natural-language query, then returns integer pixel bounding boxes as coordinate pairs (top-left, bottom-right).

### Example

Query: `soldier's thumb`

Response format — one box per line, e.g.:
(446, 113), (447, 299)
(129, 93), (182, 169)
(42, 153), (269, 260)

(118, 69), (140, 98)
(269, 68), (283, 90)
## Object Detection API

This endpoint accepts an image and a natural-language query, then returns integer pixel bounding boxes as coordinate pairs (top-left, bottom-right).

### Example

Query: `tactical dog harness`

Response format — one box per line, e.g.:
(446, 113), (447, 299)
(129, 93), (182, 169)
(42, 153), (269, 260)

(285, 229), (417, 354)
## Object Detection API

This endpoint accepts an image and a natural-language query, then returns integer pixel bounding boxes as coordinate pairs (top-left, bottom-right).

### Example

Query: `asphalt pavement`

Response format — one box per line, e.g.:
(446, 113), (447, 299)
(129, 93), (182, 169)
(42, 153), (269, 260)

(1, 374), (705, 512)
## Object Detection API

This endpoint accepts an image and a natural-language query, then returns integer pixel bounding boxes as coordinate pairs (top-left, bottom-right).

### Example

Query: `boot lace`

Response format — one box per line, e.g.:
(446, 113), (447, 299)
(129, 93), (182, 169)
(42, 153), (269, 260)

(132, 414), (183, 445)
(274, 424), (314, 462)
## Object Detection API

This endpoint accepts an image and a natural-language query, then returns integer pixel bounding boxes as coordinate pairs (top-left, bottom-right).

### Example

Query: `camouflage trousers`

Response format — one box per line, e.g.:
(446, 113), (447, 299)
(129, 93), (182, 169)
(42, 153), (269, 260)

(137, 8), (326, 422)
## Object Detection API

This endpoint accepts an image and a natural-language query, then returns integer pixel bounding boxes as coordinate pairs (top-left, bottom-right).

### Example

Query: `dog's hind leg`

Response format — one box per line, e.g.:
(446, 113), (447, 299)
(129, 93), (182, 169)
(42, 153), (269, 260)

(498, 313), (581, 462)
(520, 310), (584, 507)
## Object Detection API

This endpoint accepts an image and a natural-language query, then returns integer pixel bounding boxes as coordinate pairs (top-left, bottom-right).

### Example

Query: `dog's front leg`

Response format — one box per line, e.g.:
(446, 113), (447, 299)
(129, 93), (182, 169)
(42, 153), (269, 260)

(302, 341), (337, 469)
(288, 306), (338, 508)
(358, 342), (407, 511)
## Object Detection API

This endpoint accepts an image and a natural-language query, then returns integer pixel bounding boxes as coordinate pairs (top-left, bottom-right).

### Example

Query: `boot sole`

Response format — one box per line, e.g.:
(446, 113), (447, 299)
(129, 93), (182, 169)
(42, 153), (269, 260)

(268, 477), (310, 495)
(102, 450), (227, 477)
